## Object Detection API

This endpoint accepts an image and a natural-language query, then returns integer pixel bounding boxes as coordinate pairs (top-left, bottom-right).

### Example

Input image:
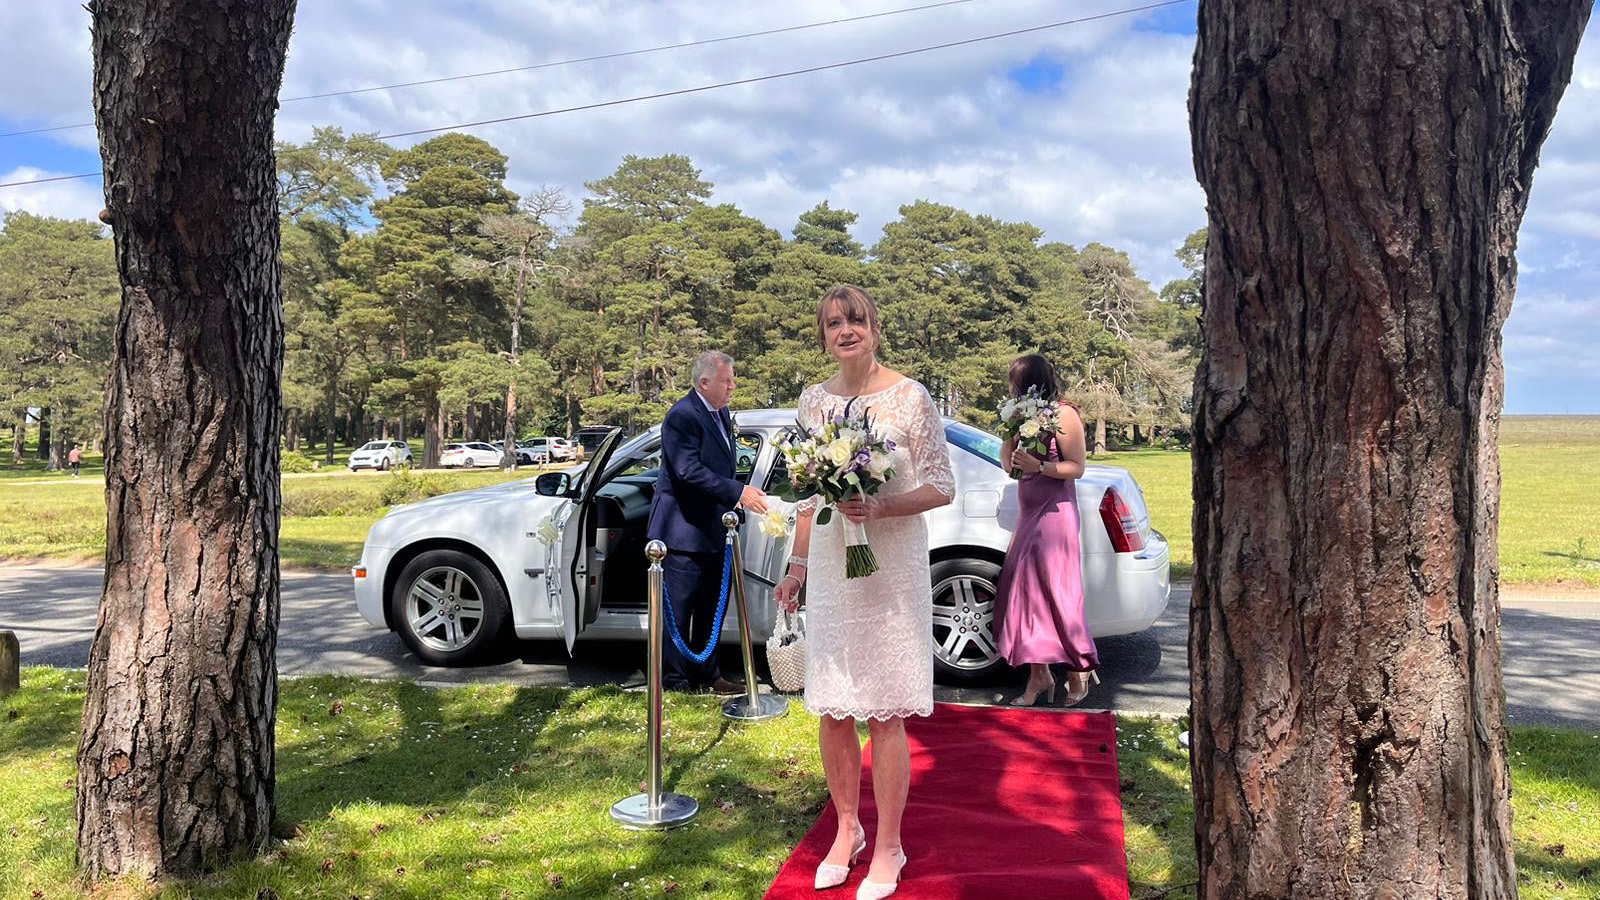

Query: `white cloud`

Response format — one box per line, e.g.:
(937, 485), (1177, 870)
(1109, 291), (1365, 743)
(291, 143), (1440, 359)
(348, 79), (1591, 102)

(2, 1), (1596, 409)
(0, 168), (102, 221)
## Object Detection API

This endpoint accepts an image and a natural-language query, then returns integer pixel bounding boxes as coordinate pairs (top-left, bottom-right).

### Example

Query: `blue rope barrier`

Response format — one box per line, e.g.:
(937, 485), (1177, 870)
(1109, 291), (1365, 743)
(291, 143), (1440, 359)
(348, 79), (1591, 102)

(660, 543), (735, 664)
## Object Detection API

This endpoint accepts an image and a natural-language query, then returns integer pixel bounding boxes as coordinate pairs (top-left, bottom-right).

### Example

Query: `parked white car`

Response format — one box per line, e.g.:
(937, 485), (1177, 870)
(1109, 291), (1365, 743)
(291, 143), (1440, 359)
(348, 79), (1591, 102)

(347, 440), (412, 472)
(353, 411), (1170, 683)
(439, 442), (502, 468)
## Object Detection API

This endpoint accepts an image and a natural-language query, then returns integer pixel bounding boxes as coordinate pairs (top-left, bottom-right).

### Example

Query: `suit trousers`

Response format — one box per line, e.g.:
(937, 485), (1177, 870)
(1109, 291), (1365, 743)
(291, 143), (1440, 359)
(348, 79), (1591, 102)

(661, 548), (725, 687)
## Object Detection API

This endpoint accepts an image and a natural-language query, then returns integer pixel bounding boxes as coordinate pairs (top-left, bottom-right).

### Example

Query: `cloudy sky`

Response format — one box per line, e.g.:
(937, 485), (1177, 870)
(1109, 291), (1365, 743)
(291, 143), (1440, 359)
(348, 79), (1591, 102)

(2, 1), (1596, 413)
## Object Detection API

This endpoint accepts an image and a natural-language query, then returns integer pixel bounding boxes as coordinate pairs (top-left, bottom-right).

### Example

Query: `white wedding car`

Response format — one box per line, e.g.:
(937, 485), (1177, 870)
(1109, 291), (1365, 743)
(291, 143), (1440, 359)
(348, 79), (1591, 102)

(351, 411), (1171, 683)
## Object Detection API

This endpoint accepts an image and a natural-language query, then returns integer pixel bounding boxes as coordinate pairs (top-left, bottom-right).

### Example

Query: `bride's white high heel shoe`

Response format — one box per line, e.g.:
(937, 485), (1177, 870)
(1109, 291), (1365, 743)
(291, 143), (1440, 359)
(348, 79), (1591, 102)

(855, 846), (907, 900)
(814, 818), (867, 890)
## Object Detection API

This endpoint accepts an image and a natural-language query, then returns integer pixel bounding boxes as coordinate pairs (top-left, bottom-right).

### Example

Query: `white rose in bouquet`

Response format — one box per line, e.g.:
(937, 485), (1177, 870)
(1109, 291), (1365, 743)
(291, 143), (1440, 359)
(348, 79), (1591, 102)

(867, 450), (892, 480)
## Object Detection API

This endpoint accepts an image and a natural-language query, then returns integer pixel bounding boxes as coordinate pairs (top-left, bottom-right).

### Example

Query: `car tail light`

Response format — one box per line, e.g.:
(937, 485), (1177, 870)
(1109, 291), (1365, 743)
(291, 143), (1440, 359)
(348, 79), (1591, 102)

(1099, 488), (1145, 553)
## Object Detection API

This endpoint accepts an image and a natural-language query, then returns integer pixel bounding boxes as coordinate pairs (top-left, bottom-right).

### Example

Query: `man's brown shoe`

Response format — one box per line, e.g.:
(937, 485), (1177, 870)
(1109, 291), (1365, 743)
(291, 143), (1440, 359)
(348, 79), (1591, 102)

(707, 678), (746, 696)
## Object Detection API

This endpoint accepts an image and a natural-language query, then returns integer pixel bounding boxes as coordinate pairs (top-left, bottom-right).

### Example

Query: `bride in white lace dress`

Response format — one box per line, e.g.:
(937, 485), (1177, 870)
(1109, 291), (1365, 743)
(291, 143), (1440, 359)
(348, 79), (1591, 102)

(774, 285), (955, 899)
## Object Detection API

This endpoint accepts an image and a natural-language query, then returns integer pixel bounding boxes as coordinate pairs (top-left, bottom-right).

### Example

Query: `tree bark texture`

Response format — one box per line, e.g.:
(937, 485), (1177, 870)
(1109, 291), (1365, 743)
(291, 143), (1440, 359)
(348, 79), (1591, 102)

(77, 0), (296, 879)
(1188, 3), (1591, 898)
(424, 397), (443, 468)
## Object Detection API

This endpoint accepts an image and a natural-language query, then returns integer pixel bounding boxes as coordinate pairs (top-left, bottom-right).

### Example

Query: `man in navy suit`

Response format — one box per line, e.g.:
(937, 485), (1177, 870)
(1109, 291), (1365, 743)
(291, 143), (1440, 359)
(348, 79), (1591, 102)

(648, 350), (769, 693)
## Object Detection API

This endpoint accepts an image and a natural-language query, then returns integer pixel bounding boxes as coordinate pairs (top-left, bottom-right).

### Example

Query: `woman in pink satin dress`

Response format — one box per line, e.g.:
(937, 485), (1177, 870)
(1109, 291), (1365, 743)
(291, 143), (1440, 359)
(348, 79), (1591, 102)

(993, 354), (1098, 706)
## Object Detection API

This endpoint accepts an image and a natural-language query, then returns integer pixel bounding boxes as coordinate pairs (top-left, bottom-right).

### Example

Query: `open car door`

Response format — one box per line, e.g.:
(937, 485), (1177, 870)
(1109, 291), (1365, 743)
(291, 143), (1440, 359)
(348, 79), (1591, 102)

(554, 427), (625, 653)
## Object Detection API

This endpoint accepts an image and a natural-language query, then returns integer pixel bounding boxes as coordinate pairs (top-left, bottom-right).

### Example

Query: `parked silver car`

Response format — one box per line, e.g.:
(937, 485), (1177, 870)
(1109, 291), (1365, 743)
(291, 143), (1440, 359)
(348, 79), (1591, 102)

(353, 410), (1170, 683)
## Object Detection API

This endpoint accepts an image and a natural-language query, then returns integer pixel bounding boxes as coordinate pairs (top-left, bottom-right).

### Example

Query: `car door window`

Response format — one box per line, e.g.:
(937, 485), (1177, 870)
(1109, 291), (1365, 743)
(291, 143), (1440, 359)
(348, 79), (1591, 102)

(734, 432), (762, 484)
(614, 441), (662, 478)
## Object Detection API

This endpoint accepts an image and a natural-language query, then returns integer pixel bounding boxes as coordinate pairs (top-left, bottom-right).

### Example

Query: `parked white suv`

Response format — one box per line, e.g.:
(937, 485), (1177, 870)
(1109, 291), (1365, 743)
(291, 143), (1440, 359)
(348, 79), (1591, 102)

(347, 440), (412, 471)
(519, 437), (575, 464)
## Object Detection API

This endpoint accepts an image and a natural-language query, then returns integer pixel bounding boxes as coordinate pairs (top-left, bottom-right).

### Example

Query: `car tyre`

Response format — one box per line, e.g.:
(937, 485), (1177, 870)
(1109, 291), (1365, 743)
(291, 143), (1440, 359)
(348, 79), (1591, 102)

(378, 457), (390, 472)
(929, 556), (1008, 685)
(390, 549), (508, 665)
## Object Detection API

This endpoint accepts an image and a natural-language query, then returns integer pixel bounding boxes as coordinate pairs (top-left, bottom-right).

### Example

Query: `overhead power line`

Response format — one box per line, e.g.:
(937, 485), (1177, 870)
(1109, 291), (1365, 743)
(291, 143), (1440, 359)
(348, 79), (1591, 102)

(0, 0), (1192, 191)
(0, 0), (1016, 139)
(376, 0), (1191, 139)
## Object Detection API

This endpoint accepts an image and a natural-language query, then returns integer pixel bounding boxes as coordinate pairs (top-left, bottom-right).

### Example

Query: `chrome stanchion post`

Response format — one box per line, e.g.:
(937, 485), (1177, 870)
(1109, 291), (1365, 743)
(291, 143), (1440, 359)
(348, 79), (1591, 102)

(610, 540), (698, 830)
(721, 512), (789, 721)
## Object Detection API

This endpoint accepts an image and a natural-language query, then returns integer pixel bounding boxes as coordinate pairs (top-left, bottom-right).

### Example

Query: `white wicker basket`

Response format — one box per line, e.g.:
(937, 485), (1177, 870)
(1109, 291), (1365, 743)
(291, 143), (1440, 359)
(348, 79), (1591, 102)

(766, 608), (806, 694)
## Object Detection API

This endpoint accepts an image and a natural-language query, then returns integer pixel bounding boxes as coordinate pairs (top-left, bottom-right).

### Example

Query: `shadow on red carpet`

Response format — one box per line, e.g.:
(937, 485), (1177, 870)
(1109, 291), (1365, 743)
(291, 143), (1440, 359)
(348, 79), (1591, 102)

(764, 703), (1129, 900)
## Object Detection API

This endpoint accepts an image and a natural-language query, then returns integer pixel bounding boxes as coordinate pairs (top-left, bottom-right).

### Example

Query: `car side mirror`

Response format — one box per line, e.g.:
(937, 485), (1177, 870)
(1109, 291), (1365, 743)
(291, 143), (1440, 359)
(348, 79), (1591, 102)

(535, 472), (571, 497)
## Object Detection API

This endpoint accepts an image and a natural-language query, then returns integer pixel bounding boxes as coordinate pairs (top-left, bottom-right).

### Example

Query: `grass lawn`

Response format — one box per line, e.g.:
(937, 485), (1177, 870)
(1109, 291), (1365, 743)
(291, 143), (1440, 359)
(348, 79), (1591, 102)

(2, 670), (1595, 900)
(1099, 415), (1600, 590)
(0, 467), (536, 571)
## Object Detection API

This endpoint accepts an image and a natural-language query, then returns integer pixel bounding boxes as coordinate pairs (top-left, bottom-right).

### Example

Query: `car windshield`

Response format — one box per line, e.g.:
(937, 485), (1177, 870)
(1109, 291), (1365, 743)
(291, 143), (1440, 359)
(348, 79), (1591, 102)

(358, 442), (386, 451)
(945, 421), (1002, 468)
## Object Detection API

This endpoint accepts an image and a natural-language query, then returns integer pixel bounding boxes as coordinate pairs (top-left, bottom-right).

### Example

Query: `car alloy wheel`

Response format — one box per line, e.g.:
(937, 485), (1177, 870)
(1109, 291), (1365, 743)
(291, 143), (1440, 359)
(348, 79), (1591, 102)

(929, 557), (1005, 683)
(378, 457), (390, 471)
(405, 565), (486, 653)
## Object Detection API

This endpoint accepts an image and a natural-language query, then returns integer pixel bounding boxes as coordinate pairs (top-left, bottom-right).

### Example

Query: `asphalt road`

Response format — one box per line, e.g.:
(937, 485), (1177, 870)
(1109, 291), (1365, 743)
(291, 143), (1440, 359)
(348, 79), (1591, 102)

(3, 563), (1597, 730)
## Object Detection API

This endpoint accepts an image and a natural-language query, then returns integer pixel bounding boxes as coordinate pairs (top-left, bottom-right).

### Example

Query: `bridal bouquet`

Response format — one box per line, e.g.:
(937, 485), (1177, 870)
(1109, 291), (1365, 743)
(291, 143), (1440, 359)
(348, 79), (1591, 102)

(771, 401), (897, 578)
(996, 387), (1059, 478)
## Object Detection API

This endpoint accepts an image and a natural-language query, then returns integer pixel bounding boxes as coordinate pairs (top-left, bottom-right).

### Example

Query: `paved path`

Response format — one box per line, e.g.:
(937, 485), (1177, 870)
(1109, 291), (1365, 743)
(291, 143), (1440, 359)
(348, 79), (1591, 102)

(3, 563), (1596, 729)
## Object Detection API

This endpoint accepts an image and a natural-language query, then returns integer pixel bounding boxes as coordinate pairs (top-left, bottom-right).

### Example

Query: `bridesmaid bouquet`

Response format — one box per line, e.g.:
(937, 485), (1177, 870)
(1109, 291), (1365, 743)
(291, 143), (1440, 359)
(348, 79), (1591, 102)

(771, 401), (898, 578)
(996, 387), (1059, 478)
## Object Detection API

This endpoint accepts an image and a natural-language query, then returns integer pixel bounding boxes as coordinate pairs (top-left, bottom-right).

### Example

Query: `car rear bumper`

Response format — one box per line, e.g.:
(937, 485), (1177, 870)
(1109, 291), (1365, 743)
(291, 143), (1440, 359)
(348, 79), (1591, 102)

(1085, 529), (1171, 637)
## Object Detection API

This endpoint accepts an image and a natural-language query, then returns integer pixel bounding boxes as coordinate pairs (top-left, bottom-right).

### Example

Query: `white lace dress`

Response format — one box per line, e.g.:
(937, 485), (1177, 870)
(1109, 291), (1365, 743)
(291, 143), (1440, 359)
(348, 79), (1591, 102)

(798, 378), (956, 721)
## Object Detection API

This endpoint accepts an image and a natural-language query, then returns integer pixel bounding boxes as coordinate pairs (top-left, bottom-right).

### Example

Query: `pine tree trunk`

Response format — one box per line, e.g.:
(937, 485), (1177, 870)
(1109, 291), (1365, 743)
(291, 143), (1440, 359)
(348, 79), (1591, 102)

(10, 415), (23, 465)
(49, 418), (65, 471)
(1188, 3), (1591, 898)
(423, 395), (443, 468)
(1093, 418), (1107, 457)
(285, 410), (299, 453)
(76, 0), (295, 880)
(37, 406), (51, 460)
(323, 403), (336, 464)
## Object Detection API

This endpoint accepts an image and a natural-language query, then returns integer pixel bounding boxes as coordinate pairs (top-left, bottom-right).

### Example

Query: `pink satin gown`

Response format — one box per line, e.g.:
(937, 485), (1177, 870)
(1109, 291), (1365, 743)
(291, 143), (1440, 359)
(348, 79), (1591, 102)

(993, 434), (1098, 671)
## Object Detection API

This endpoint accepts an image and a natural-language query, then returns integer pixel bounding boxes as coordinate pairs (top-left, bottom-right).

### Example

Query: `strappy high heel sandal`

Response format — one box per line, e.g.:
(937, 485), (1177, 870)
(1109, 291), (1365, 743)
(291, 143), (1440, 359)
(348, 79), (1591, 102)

(1009, 676), (1057, 706)
(814, 818), (867, 890)
(1063, 670), (1101, 707)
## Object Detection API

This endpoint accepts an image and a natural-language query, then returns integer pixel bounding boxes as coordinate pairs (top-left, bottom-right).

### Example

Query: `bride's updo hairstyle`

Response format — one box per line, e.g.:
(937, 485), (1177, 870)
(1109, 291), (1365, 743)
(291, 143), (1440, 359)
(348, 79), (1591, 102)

(816, 284), (882, 352)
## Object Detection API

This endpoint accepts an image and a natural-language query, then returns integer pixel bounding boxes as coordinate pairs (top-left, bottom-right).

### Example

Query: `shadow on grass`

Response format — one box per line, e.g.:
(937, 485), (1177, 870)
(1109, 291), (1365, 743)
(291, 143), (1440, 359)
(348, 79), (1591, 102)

(1508, 725), (1600, 898)
(246, 676), (825, 899)
(0, 669), (86, 757)
(1114, 718), (1197, 898)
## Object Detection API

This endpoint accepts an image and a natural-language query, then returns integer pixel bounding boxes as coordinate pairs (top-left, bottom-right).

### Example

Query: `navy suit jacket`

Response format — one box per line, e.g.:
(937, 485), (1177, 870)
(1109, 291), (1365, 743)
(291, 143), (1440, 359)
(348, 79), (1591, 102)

(647, 390), (744, 554)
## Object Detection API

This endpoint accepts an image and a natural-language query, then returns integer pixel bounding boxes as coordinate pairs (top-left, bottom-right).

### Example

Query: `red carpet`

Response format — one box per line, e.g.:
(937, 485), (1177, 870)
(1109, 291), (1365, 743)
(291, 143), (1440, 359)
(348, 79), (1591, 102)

(765, 704), (1130, 900)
